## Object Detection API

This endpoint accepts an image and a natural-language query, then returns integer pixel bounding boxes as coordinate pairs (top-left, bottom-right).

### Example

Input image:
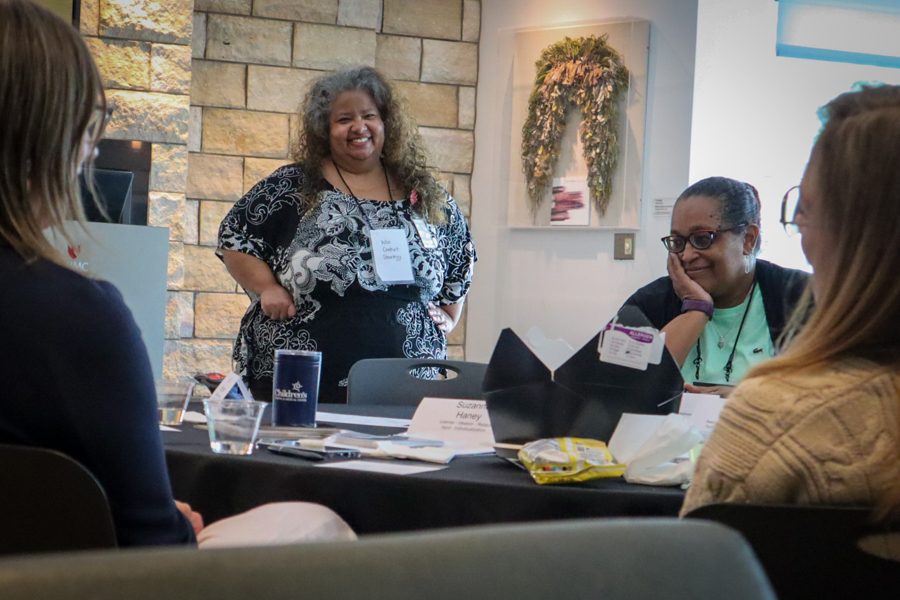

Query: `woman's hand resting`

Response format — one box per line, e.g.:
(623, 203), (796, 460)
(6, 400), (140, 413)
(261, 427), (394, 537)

(260, 284), (296, 321)
(175, 500), (204, 536)
(668, 253), (713, 304)
(427, 302), (454, 333)
(684, 383), (735, 398)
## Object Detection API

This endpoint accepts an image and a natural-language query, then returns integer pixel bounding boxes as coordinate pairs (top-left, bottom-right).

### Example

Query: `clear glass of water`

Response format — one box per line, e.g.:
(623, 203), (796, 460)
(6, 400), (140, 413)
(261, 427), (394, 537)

(203, 399), (267, 455)
(156, 379), (196, 426)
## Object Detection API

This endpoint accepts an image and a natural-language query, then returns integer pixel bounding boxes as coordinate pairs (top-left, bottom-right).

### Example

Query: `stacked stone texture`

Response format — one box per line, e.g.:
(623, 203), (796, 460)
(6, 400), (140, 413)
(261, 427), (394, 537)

(85, 0), (480, 380)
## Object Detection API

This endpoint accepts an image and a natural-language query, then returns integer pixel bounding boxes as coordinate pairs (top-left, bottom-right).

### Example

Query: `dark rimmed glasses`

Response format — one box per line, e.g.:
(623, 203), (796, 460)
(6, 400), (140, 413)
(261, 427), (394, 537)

(781, 185), (801, 237)
(661, 225), (745, 253)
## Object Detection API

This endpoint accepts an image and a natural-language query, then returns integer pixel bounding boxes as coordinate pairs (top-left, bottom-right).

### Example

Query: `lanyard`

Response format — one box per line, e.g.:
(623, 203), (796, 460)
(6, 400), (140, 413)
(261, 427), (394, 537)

(693, 280), (757, 383)
(333, 161), (398, 228)
(334, 162), (415, 286)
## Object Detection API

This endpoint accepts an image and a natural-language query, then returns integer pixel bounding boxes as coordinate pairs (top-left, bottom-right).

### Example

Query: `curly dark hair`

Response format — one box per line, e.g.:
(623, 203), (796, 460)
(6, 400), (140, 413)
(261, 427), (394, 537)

(291, 66), (449, 225)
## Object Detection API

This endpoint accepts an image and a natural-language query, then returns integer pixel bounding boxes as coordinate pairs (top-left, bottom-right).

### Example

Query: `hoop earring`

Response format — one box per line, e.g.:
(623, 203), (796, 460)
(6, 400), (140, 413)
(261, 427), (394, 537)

(744, 254), (753, 274)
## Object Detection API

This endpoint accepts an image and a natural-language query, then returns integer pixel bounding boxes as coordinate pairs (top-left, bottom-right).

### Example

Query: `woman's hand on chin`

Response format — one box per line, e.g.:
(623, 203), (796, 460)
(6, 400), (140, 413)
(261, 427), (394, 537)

(668, 253), (713, 304)
(260, 284), (296, 321)
(684, 383), (735, 398)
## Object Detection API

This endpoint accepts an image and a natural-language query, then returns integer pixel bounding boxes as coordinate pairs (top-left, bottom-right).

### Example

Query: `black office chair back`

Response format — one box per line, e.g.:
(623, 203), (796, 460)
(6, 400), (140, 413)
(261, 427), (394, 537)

(0, 443), (117, 556)
(347, 358), (488, 406)
(685, 503), (900, 600)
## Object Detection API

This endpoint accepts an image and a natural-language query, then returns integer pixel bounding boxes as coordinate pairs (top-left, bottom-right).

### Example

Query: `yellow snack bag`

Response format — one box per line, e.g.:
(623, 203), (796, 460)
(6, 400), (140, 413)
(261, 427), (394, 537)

(518, 437), (626, 484)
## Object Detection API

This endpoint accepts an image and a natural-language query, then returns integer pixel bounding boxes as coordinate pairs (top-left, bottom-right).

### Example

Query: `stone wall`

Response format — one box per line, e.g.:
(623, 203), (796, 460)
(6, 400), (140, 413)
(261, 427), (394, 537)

(84, 0), (480, 382)
(80, 0), (194, 378)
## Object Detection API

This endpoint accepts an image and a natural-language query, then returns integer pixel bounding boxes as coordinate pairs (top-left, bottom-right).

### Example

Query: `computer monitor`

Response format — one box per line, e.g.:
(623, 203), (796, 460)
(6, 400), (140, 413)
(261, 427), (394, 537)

(79, 169), (134, 224)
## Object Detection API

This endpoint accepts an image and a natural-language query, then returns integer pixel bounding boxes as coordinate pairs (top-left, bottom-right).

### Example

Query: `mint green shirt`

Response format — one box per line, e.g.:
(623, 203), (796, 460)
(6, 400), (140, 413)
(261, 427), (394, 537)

(680, 284), (774, 386)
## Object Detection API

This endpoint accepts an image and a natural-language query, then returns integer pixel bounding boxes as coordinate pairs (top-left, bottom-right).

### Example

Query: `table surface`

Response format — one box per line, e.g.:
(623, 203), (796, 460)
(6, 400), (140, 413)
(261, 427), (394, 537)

(164, 404), (685, 535)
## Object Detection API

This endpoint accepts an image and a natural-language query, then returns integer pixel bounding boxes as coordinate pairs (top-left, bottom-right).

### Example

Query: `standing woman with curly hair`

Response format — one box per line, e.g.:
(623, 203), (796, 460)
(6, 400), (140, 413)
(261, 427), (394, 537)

(218, 66), (476, 403)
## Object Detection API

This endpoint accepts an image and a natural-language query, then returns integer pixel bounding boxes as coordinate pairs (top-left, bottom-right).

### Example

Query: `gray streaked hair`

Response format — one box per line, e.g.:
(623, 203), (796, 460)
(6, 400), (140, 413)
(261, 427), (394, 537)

(290, 66), (449, 225)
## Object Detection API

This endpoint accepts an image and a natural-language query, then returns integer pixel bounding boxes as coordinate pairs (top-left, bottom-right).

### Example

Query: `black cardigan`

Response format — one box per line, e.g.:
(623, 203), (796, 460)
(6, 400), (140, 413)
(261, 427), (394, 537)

(622, 259), (810, 346)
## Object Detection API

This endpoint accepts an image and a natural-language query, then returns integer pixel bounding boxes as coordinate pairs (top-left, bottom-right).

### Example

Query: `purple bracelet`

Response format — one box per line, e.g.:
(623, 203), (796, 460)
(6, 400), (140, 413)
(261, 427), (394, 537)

(682, 298), (714, 320)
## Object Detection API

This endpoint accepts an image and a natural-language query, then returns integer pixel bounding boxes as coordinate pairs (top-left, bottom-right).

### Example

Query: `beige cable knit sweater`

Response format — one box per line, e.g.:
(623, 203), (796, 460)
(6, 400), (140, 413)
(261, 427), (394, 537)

(682, 358), (900, 516)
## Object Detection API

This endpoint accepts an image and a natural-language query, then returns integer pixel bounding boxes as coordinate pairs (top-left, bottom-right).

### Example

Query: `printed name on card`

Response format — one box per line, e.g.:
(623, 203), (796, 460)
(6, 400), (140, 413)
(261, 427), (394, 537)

(406, 398), (495, 445)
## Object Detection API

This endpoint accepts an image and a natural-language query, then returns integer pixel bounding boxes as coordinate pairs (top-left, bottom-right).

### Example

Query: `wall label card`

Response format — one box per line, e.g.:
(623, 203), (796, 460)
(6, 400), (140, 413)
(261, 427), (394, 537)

(370, 228), (414, 284)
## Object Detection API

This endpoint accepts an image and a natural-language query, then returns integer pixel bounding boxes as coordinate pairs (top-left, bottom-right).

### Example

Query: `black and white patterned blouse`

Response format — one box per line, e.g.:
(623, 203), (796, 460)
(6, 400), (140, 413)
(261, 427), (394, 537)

(217, 164), (476, 404)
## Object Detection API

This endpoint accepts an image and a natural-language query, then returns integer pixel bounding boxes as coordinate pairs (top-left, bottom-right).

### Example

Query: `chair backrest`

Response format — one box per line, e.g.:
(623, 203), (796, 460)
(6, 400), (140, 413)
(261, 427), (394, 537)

(685, 503), (900, 600)
(346, 358), (488, 406)
(0, 518), (776, 600)
(0, 444), (117, 556)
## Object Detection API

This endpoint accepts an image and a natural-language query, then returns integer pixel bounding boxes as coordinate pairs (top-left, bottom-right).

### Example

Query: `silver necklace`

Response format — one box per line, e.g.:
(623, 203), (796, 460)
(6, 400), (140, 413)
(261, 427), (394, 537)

(709, 285), (754, 349)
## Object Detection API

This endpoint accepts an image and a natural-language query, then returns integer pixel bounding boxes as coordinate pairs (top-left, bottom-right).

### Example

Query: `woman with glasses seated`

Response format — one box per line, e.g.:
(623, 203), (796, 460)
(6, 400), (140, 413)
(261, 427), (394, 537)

(682, 86), (900, 561)
(621, 177), (809, 397)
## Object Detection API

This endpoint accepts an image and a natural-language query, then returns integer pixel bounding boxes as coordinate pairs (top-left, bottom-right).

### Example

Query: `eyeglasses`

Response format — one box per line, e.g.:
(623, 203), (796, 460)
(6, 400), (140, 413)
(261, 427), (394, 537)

(781, 185), (801, 237)
(87, 102), (114, 140)
(661, 226), (744, 253)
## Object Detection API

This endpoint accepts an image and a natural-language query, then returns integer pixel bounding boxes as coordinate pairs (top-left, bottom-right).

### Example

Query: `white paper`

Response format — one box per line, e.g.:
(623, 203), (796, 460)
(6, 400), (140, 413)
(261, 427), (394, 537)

(677, 392), (727, 440)
(315, 412), (412, 428)
(373, 442), (458, 463)
(315, 460), (446, 475)
(370, 228), (414, 284)
(607, 413), (667, 464)
(522, 327), (575, 372)
(406, 398), (495, 445)
(182, 411), (207, 423)
(159, 424), (180, 432)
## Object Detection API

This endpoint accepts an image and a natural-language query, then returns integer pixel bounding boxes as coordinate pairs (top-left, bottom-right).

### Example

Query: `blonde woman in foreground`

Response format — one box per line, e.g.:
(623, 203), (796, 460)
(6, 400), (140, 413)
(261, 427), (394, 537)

(0, 0), (354, 548)
(681, 84), (900, 557)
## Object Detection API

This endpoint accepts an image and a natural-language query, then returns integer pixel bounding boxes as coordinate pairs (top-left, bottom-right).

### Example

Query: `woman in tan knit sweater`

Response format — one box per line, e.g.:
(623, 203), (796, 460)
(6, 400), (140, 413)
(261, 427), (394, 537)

(681, 84), (900, 523)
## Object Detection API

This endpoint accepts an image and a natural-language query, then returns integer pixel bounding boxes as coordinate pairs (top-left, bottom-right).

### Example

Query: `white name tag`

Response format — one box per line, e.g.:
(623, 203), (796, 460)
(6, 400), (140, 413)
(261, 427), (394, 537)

(406, 398), (495, 445)
(370, 228), (414, 284)
(599, 325), (663, 371)
(412, 217), (438, 249)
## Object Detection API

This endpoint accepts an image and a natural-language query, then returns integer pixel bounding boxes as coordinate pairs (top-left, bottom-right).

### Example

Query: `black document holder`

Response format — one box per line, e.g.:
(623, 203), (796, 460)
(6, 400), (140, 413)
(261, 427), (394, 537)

(484, 305), (685, 445)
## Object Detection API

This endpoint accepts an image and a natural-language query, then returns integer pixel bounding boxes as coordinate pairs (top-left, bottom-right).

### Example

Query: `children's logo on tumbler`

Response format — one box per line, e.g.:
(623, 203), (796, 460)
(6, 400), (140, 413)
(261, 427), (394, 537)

(274, 380), (307, 402)
(273, 350), (321, 427)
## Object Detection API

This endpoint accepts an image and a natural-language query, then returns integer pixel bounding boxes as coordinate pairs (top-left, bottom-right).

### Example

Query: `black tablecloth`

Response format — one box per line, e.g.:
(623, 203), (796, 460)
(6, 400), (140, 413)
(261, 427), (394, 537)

(164, 404), (685, 535)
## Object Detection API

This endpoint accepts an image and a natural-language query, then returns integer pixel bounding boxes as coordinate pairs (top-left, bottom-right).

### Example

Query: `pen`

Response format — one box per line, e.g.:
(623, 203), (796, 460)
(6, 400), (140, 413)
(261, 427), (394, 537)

(266, 445), (325, 461)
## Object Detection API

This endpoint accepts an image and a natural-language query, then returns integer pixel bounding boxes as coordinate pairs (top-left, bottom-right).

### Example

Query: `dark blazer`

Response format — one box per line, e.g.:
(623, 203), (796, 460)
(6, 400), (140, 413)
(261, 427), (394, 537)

(622, 259), (810, 346)
(0, 242), (195, 548)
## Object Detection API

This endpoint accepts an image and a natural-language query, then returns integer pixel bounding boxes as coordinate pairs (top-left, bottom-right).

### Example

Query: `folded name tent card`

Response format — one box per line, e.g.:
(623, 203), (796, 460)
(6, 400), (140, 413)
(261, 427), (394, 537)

(404, 397), (495, 456)
(484, 305), (685, 446)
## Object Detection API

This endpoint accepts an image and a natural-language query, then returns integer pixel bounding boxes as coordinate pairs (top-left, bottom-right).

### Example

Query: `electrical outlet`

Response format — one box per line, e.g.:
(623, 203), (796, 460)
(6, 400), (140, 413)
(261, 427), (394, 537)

(614, 233), (635, 260)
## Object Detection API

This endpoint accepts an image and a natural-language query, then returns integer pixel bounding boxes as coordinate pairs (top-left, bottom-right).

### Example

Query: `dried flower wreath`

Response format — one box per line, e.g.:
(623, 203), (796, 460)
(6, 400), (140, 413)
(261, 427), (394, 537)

(521, 35), (630, 218)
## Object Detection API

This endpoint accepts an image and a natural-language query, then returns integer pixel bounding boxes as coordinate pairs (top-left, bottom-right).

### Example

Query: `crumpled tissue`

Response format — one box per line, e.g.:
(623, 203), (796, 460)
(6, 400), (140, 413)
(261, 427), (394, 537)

(622, 413), (703, 486)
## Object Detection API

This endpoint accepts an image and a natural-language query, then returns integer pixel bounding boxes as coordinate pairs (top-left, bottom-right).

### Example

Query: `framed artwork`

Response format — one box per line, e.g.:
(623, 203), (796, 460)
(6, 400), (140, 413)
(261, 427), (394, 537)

(502, 19), (650, 229)
(550, 177), (591, 226)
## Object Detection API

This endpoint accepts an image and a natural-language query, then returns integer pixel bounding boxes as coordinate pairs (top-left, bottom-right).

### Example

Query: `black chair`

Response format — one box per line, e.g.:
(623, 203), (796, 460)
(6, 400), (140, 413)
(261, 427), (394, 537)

(346, 358), (488, 406)
(0, 518), (776, 600)
(685, 503), (900, 600)
(0, 444), (117, 556)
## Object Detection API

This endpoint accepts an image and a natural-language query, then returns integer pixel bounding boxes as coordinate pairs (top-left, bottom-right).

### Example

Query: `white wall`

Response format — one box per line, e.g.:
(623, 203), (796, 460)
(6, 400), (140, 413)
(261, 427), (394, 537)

(467, 0), (699, 360)
(689, 0), (900, 271)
